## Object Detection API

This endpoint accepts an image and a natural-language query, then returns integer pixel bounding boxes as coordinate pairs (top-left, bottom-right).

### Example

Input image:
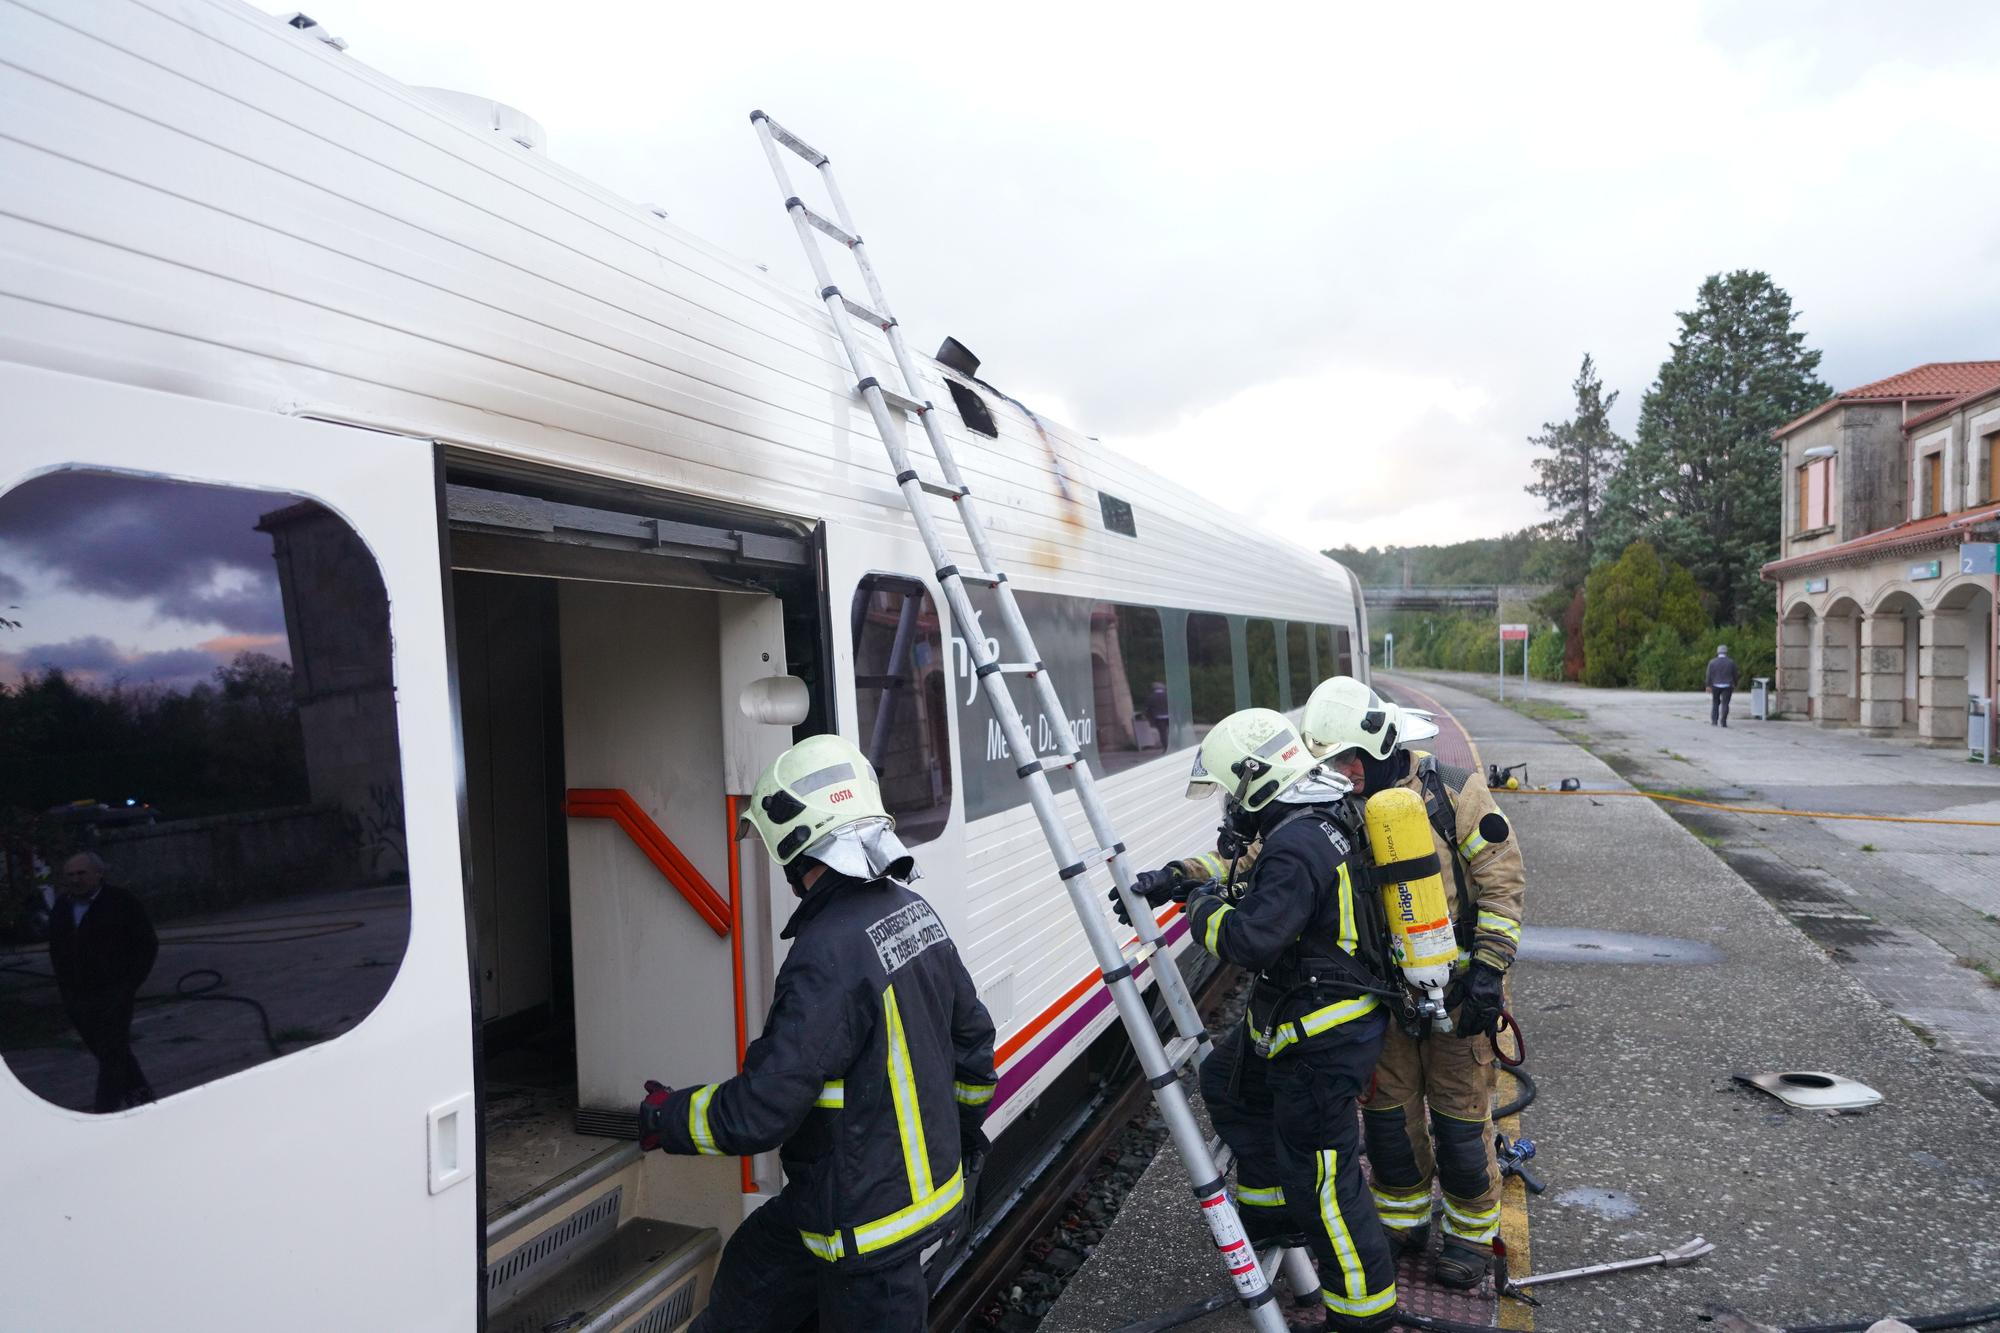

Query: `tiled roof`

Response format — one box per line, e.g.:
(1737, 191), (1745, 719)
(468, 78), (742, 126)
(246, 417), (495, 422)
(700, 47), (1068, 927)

(1774, 360), (2000, 437)
(1762, 502), (2000, 579)
(1901, 380), (2000, 435)
(1841, 361), (2000, 401)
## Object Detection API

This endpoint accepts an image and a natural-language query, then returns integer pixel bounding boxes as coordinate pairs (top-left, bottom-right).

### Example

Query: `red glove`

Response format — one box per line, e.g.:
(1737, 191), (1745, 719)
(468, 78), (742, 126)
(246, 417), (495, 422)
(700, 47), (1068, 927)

(637, 1079), (674, 1151)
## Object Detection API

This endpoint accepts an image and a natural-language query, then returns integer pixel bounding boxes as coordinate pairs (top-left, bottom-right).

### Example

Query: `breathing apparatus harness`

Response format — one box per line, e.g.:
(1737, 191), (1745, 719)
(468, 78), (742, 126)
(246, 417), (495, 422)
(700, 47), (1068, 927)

(1209, 752), (1400, 1064)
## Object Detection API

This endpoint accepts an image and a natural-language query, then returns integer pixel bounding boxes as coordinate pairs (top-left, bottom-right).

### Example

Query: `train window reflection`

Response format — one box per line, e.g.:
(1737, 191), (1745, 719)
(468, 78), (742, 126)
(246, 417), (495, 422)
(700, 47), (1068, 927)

(850, 576), (952, 845)
(1185, 613), (1234, 739)
(1332, 625), (1355, 678)
(1245, 619), (1279, 711)
(1313, 624), (1336, 681)
(0, 471), (409, 1115)
(1089, 603), (1169, 772)
(1286, 623), (1312, 706)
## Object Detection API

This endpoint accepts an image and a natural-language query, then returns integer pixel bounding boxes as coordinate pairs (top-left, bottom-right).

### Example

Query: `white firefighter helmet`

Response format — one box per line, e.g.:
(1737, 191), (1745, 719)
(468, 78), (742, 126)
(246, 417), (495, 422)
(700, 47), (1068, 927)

(1184, 708), (1324, 812)
(1299, 676), (1439, 760)
(740, 734), (914, 879)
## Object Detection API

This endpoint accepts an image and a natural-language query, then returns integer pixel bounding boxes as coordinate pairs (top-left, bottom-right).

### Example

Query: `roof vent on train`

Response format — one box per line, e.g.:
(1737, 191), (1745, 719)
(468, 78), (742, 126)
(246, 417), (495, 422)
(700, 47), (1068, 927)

(936, 337), (998, 438)
(411, 87), (548, 154)
(281, 13), (348, 51)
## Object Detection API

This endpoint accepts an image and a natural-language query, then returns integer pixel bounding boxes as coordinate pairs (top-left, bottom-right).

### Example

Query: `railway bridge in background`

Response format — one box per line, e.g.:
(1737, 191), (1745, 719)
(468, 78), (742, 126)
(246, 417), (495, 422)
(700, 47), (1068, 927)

(1361, 583), (1554, 613)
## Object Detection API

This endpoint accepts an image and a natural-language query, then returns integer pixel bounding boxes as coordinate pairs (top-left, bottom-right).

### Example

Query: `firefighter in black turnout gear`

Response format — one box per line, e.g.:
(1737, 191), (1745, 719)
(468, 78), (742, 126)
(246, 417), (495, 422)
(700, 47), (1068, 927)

(1181, 709), (1400, 1332)
(637, 735), (998, 1333)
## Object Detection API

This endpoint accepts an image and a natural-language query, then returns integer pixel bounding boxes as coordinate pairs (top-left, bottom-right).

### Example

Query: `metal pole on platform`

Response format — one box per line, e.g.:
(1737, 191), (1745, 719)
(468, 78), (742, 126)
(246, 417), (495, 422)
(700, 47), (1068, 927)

(1498, 623), (1505, 702)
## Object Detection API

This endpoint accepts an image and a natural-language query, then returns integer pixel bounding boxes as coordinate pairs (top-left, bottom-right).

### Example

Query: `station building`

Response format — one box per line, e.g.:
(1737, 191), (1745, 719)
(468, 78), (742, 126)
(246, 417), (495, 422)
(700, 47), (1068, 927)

(1762, 361), (2000, 745)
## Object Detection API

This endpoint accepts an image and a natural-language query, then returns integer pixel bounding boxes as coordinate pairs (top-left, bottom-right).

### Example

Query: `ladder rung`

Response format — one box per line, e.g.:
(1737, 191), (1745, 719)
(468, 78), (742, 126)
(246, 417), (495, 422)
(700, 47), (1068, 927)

(1016, 753), (1078, 776)
(1163, 1035), (1198, 1071)
(1123, 939), (1159, 969)
(940, 566), (1003, 586)
(916, 477), (966, 499)
(840, 293), (893, 329)
(867, 384), (929, 417)
(994, 662), (1039, 675)
(751, 112), (826, 166)
(785, 198), (858, 247)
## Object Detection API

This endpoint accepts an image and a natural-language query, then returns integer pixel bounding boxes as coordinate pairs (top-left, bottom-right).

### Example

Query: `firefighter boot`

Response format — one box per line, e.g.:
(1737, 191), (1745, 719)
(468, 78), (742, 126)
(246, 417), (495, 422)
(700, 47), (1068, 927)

(1385, 1220), (1430, 1260)
(1431, 1235), (1493, 1289)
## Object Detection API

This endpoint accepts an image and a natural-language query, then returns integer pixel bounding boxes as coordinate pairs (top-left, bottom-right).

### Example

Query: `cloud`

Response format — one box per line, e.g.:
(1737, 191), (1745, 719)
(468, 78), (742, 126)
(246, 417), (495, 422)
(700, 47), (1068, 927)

(196, 633), (290, 658)
(13, 635), (236, 689)
(0, 473), (286, 634)
(0, 569), (23, 603)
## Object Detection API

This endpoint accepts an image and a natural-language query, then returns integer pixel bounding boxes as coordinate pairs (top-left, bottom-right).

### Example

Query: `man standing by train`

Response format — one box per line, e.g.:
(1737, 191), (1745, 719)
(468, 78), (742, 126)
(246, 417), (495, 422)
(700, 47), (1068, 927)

(1174, 708), (1401, 1333)
(636, 734), (997, 1333)
(1301, 678), (1525, 1290)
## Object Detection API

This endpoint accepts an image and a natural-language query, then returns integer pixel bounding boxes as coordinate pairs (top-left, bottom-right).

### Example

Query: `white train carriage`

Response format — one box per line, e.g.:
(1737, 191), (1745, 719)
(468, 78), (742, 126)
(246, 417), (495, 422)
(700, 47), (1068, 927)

(0, 2), (1368, 1328)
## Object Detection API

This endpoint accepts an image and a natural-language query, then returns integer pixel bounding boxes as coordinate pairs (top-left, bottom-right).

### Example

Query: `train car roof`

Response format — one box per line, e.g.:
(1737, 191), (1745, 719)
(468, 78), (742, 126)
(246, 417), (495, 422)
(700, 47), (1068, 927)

(0, 0), (1358, 625)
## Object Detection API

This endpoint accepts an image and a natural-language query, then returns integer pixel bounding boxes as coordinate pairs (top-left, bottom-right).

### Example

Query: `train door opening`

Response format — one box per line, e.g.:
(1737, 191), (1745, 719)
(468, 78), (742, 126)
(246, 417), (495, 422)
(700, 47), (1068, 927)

(443, 468), (823, 1331)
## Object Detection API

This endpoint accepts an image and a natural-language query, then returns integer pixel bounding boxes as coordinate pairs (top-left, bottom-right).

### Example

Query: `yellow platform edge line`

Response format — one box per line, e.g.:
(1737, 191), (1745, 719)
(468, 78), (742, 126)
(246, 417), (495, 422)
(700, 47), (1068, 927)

(1390, 679), (1534, 1330)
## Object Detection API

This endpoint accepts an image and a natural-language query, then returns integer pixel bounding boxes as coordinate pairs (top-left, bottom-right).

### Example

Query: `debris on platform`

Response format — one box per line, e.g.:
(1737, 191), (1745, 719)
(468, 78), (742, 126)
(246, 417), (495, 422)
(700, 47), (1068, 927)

(1733, 1070), (1883, 1112)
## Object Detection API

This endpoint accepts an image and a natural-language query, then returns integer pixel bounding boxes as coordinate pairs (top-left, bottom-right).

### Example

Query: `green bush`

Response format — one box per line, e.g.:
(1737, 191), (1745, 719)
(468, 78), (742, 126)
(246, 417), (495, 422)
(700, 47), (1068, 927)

(1582, 541), (1713, 686)
(1631, 626), (1705, 691)
(1528, 626), (1565, 681)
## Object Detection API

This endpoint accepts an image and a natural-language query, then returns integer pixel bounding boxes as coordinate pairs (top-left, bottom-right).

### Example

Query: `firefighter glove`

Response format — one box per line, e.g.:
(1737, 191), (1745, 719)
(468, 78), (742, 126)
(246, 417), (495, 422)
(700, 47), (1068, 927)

(1456, 961), (1506, 1038)
(1110, 865), (1190, 926)
(637, 1079), (674, 1150)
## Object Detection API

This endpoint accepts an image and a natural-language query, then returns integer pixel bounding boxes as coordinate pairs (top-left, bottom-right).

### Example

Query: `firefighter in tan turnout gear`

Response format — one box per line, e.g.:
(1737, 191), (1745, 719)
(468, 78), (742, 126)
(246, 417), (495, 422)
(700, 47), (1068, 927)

(1302, 677), (1526, 1289)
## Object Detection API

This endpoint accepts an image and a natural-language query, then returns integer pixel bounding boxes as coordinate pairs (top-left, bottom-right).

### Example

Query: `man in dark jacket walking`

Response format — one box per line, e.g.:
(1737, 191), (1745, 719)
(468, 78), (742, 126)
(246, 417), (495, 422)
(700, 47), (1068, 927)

(638, 735), (997, 1333)
(1707, 645), (1740, 726)
(47, 852), (157, 1112)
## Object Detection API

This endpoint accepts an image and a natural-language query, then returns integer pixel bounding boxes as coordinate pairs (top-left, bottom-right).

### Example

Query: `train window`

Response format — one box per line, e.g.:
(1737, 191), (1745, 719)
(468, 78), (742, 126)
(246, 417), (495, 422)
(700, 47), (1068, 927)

(850, 576), (952, 845)
(1097, 492), (1137, 538)
(944, 380), (999, 438)
(1185, 612), (1234, 738)
(1286, 622), (1313, 706)
(1313, 623), (1336, 680)
(1245, 619), (1279, 711)
(1089, 603), (1169, 772)
(1332, 625), (1355, 677)
(0, 471), (410, 1115)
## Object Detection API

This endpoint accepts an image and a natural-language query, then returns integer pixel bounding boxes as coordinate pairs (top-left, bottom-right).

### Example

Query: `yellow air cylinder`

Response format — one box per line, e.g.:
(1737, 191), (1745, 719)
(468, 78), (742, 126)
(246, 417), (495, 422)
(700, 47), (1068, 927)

(1363, 786), (1460, 1028)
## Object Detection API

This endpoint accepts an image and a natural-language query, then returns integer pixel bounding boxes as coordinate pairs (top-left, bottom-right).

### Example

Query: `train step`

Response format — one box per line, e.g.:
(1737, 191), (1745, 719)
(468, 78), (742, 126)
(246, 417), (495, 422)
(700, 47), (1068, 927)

(485, 1216), (717, 1333)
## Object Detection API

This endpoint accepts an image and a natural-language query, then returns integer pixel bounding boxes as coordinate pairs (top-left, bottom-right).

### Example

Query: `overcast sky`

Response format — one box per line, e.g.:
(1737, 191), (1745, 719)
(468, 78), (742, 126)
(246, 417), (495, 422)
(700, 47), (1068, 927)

(306, 1), (2000, 551)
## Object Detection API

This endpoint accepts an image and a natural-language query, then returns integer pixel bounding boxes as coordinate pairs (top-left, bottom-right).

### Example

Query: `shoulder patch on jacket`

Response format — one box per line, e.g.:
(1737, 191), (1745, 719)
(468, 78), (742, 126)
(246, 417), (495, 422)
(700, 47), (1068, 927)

(865, 899), (950, 974)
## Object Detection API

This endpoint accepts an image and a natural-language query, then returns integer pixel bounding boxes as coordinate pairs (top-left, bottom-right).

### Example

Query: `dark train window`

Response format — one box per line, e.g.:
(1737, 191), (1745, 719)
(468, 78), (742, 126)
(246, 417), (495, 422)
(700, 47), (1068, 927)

(1286, 623), (1313, 707)
(1098, 492), (1137, 538)
(1185, 612), (1234, 739)
(1332, 625), (1355, 677)
(1314, 623), (1336, 680)
(1090, 603), (1169, 772)
(944, 380), (999, 438)
(1245, 619), (1279, 711)
(850, 576), (952, 844)
(0, 471), (409, 1114)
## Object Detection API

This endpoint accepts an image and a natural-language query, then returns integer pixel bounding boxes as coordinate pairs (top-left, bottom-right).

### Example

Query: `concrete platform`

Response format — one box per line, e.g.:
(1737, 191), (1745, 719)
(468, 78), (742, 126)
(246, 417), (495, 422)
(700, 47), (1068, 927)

(1041, 676), (2000, 1332)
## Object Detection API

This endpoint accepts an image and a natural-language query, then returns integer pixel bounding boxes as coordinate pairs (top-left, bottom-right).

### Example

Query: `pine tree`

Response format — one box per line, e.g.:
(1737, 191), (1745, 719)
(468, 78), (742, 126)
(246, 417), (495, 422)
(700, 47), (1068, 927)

(1601, 271), (1830, 624)
(1524, 353), (1625, 583)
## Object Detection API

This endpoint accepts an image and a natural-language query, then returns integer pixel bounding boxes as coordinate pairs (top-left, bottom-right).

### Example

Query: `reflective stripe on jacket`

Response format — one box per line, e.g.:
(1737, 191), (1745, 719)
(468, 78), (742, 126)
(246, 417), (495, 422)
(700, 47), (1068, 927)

(655, 873), (997, 1266)
(1186, 806), (1382, 1056)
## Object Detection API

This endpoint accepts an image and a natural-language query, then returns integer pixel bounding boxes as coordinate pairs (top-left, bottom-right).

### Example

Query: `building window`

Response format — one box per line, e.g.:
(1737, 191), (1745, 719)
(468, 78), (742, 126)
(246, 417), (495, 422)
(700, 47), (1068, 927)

(1090, 603), (1170, 772)
(1923, 451), (1943, 518)
(1245, 619), (1279, 710)
(1798, 456), (1834, 531)
(850, 576), (952, 845)
(1986, 431), (2000, 503)
(1285, 623), (1313, 706)
(0, 470), (410, 1115)
(1185, 612), (1235, 739)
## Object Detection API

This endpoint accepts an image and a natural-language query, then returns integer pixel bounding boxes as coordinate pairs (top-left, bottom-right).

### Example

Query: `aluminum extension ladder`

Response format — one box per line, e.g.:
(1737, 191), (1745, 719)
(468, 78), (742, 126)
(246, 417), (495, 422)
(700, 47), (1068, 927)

(750, 111), (1294, 1330)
